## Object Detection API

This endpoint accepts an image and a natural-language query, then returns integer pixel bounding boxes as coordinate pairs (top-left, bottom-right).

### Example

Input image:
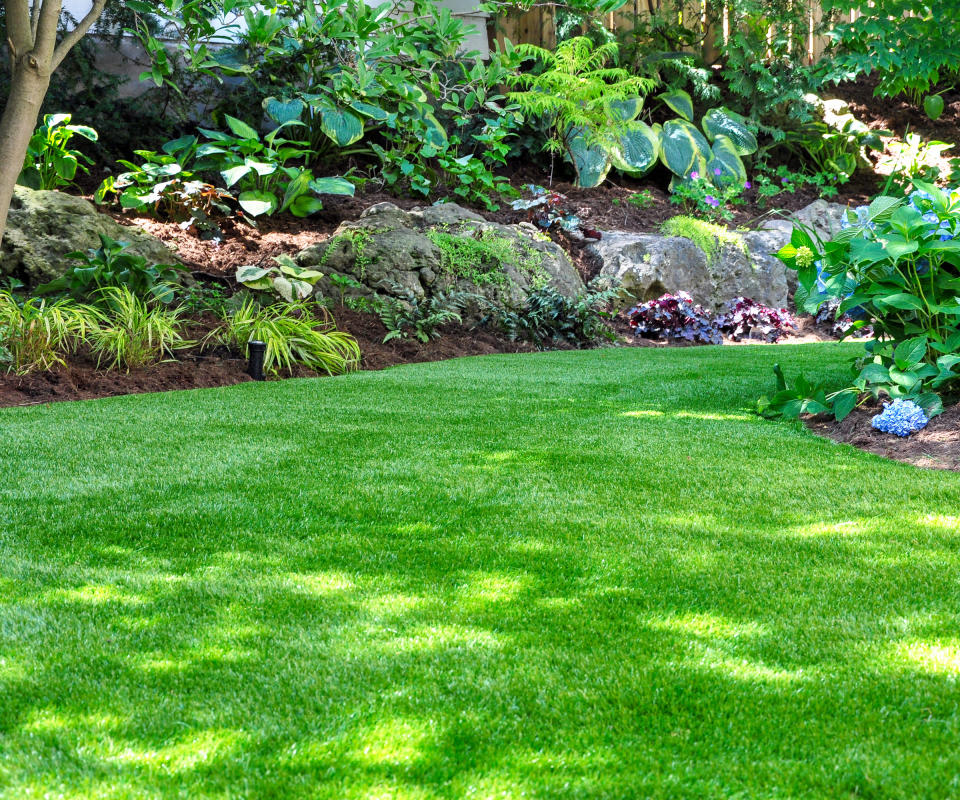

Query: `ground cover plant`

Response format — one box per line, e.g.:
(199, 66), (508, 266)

(2, 345), (960, 798)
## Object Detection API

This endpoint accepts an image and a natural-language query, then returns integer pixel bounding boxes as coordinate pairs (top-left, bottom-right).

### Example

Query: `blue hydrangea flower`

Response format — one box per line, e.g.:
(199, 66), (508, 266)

(923, 211), (940, 224)
(871, 399), (929, 437)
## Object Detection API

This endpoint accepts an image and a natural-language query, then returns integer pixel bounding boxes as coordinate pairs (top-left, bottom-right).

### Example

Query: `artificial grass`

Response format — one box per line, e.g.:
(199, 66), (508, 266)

(1, 343), (959, 799)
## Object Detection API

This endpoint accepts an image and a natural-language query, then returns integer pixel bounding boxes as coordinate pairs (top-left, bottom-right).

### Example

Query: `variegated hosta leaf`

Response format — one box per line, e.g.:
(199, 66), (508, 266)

(658, 90), (694, 122)
(701, 108), (758, 156)
(659, 119), (711, 179)
(567, 128), (611, 188)
(610, 121), (659, 177)
(319, 108), (365, 148)
(707, 135), (747, 184)
(608, 97), (644, 122)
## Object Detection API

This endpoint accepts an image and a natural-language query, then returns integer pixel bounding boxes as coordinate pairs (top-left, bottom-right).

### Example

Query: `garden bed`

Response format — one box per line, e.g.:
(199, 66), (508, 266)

(806, 402), (960, 471)
(0, 307), (535, 408)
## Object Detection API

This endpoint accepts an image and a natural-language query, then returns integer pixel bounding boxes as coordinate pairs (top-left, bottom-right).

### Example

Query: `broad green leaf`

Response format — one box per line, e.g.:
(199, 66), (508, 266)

(832, 391), (857, 422)
(221, 164), (252, 187)
(916, 391), (944, 417)
(566, 129), (611, 188)
(223, 115), (260, 141)
(659, 119), (710, 178)
(610, 121), (659, 177)
(421, 111), (448, 148)
(238, 190), (278, 217)
(273, 275), (296, 302)
(263, 96), (305, 126)
(701, 108), (757, 155)
(878, 292), (925, 311)
(924, 94), (945, 120)
(707, 135), (747, 184)
(319, 108), (365, 147)
(866, 194), (902, 222)
(350, 101), (390, 122)
(289, 196), (325, 217)
(236, 265), (272, 283)
(658, 90), (693, 122)
(859, 363), (890, 383)
(69, 125), (98, 141)
(609, 97), (643, 122)
(310, 177), (356, 196)
(894, 336), (928, 370)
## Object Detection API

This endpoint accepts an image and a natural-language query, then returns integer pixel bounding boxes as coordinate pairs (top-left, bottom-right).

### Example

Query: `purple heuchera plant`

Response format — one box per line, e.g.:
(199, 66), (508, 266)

(871, 399), (928, 437)
(627, 292), (722, 344)
(718, 297), (797, 343)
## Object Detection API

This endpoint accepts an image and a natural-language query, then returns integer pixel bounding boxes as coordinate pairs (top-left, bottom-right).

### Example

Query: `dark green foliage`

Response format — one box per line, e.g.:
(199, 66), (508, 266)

(35, 235), (182, 305)
(375, 288), (472, 343)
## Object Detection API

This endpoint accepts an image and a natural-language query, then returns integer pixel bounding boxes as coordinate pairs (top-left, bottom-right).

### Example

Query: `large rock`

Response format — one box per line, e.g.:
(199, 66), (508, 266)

(588, 200), (849, 310)
(1, 186), (177, 285)
(296, 202), (584, 311)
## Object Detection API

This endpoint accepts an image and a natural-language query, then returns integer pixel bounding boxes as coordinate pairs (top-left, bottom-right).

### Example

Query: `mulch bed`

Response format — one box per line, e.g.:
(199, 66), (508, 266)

(0, 307), (536, 409)
(806, 402), (960, 471)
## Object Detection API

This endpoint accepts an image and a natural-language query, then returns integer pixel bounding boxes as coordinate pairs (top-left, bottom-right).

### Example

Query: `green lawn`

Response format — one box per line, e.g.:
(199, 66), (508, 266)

(2, 343), (960, 799)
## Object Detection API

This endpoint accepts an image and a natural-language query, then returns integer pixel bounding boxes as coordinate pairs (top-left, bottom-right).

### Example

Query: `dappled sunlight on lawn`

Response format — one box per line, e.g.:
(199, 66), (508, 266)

(1, 346), (959, 797)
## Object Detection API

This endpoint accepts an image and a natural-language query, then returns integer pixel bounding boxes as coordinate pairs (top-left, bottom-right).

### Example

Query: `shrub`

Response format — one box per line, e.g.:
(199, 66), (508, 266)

(210, 298), (360, 375)
(627, 293), (721, 345)
(87, 287), (191, 371)
(235, 256), (324, 303)
(0, 292), (94, 373)
(764, 183), (960, 420)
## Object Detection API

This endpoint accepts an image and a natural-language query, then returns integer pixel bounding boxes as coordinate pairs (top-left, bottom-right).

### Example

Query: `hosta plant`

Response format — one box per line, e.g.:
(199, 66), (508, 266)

(236, 255), (324, 303)
(195, 114), (355, 218)
(36, 235), (182, 304)
(762, 183), (960, 421)
(627, 292), (721, 345)
(18, 114), (98, 191)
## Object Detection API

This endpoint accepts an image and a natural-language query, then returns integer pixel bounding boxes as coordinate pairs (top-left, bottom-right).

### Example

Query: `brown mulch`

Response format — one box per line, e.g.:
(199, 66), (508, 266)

(0, 307), (536, 409)
(806, 402), (960, 471)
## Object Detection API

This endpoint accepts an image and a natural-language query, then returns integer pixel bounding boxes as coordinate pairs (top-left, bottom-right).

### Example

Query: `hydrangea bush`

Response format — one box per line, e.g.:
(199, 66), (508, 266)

(764, 182), (960, 421)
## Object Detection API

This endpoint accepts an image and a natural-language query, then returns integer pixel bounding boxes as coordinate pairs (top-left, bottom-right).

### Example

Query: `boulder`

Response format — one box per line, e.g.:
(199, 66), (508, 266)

(0, 186), (177, 286)
(296, 202), (584, 312)
(587, 200), (850, 310)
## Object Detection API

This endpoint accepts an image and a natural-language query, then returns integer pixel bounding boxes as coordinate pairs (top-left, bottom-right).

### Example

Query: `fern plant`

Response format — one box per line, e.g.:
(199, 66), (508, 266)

(508, 37), (659, 187)
(375, 288), (472, 343)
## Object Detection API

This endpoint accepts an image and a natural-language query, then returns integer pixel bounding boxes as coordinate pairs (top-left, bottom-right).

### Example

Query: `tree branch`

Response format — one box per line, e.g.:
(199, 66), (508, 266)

(33, 0), (62, 63)
(6, 0), (35, 56)
(51, 0), (108, 70)
(31, 0), (42, 39)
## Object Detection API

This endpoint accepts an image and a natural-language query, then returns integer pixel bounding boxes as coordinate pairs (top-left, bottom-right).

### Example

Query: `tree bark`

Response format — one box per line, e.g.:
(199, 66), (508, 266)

(0, 54), (52, 241)
(0, 0), (107, 243)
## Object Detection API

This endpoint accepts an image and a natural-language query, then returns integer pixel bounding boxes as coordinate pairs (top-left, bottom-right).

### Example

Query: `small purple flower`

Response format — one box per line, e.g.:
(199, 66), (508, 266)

(704, 195), (719, 208)
(781, 177), (789, 184)
(744, 181), (752, 189)
(690, 171), (699, 180)
(713, 168), (722, 176)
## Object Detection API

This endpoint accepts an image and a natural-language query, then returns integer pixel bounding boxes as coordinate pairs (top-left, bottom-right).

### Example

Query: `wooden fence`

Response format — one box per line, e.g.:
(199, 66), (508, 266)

(492, 2), (865, 65)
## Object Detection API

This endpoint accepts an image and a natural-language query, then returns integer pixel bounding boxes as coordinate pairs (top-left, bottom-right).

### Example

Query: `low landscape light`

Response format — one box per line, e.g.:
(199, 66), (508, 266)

(247, 340), (266, 381)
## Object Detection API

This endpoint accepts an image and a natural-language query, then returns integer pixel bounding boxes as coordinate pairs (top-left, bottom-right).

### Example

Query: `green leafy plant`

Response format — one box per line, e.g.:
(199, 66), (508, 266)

(751, 165), (844, 206)
(375, 288), (471, 343)
(196, 113), (355, 218)
(36, 234), (182, 304)
(482, 282), (620, 347)
(329, 273), (366, 308)
(426, 227), (541, 288)
(95, 135), (234, 230)
(654, 89), (758, 186)
(87, 287), (192, 371)
(209, 297), (360, 375)
(17, 113), (98, 191)
(236, 255), (324, 303)
(508, 37), (659, 187)
(884, 133), (954, 197)
(669, 169), (747, 222)
(765, 183), (960, 420)
(0, 292), (94, 373)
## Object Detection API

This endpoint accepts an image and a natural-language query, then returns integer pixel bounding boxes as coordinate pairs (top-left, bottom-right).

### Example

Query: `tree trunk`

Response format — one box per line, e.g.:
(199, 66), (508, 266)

(0, 57), (51, 242)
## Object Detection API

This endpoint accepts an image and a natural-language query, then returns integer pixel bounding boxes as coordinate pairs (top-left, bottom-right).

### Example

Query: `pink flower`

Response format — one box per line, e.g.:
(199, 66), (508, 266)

(690, 171), (699, 180)
(713, 168), (722, 176)
(744, 181), (752, 189)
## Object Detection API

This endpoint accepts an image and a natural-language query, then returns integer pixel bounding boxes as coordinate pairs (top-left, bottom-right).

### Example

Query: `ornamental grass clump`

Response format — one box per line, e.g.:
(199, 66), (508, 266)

(871, 398), (929, 437)
(627, 292), (721, 344)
